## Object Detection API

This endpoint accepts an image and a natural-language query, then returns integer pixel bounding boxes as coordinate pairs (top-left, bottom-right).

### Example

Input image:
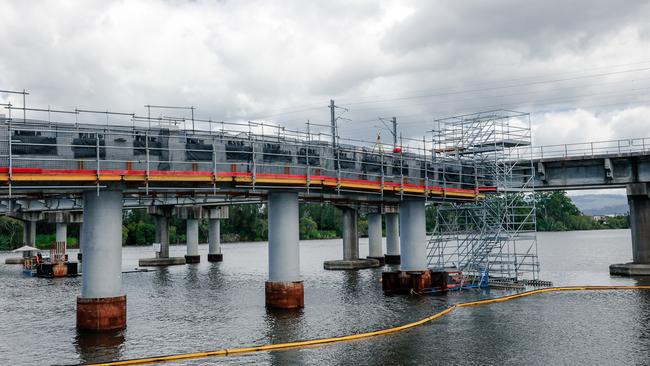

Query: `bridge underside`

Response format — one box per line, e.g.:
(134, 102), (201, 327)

(526, 154), (650, 276)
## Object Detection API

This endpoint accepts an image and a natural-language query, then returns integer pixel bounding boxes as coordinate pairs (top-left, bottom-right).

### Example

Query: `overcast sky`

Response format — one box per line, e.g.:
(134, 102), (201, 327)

(0, 0), (649, 150)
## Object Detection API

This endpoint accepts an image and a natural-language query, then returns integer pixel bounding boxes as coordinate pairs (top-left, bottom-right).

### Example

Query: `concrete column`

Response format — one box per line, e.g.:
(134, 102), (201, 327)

(23, 220), (36, 246)
(208, 218), (223, 262)
(324, 206), (379, 270)
(367, 213), (384, 265)
(610, 183), (650, 276)
(266, 191), (303, 309)
(399, 199), (427, 272)
(185, 219), (200, 263)
(77, 189), (126, 331)
(56, 222), (67, 244)
(628, 186), (650, 263)
(341, 207), (359, 261)
(78, 222), (84, 272)
(155, 215), (170, 259)
(139, 206), (184, 267)
(385, 213), (401, 264)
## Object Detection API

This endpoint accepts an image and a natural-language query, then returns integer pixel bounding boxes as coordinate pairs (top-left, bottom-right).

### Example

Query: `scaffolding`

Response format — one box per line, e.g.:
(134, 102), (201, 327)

(427, 110), (540, 286)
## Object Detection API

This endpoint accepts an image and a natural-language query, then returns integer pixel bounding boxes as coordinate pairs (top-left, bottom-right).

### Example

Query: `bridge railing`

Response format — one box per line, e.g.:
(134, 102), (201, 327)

(0, 115), (486, 197)
(513, 137), (650, 160)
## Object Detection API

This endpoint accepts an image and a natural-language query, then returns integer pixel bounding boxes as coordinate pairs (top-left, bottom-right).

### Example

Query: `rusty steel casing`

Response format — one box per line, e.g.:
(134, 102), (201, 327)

(77, 295), (126, 331)
(382, 270), (447, 294)
(265, 281), (304, 309)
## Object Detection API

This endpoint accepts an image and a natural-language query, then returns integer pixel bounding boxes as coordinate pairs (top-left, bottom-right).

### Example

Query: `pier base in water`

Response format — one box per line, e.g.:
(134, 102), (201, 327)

(138, 257), (186, 266)
(367, 256), (386, 266)
(184, 255), (200, 264)
(384, 255), (401, 265)
(324, 258), (380, 270)
(610, 263), (650, 276)
(207, 254), (223, 262)
(382, 270), (447, 294)
(77, 295), (126, 331)
(265, 281), (304, 309)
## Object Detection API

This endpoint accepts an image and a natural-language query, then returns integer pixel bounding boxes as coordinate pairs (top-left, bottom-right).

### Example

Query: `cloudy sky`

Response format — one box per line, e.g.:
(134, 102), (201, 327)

(0, 0), (649, 149)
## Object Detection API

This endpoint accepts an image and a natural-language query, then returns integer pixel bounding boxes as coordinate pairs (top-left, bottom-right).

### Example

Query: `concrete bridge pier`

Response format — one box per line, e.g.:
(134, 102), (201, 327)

(23, 220), (37, 247)
(208, 206), (228, 262)
(56, 222), (67, 246)
(324, 206), (380, 270)
(155, 213), (170, 258)
(384, 212), (400, 264)
(366, 213), (385, 265)
(399, 199), (427, 271)
(139, 206), (185, 266)
(185, 219), (200, 264)
(611, 183), (650, 276)
(77, 189), (126, 331)
(266, 191), (303, 309)
(382, 198), (436, 294)
(45, 211), (83, 242)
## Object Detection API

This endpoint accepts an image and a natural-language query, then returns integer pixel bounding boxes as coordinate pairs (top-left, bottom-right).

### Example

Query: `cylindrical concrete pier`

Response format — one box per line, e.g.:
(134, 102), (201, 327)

(324, 206), (380, 270)
(77, 189), (126, 331)
(185, 219), (200, 263)
(78, 222), (84, 272)
(208, 218), (223, 262)
(385, 212), (401, 264)
(629, 191), (650, 263)
(399, 199), (427, 272)
(155, 215), (170, 259)
(367, 213), (384, 265)
(342, 207), (359, 261)
(266, 191), (303, 309)
(56, 222), (67, 244)
(23, 220), (36, 246)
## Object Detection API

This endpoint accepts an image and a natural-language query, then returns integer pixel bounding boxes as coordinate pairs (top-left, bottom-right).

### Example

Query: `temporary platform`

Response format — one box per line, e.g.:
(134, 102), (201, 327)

(426, 110), (540, 285)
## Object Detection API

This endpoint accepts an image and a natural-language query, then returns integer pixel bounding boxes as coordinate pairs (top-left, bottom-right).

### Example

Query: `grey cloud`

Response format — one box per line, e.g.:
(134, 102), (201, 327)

(0, 0), (648, 146)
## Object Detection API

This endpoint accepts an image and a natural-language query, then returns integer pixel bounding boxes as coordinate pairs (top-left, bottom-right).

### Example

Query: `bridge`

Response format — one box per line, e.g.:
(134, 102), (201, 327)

(0, 101), (506, 332)
(510, 138), (650, 276)
(0, 100), (645, 332)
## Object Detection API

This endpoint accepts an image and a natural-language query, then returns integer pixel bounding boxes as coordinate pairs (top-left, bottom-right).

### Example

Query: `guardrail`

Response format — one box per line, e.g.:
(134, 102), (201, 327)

(513, 137), (650, 160)
(0, 117), (488, 200)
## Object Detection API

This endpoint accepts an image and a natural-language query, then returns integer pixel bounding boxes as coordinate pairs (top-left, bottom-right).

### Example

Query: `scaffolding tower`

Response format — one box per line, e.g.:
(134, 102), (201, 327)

(427, 110), (540, 285)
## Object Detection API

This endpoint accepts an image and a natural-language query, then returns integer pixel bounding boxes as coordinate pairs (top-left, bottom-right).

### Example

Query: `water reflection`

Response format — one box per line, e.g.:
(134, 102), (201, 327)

(207, 262), (225, 288)
(185, 264), (199, 284)
(75, 330), (125, 364)
(265, 308), (305, 365)
(341, 270), (361, 294)
(152, 266), (171, 290)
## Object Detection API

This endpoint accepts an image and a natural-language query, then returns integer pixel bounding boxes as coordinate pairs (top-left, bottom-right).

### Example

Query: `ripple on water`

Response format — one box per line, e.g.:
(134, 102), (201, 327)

(0, 230), (649, 365)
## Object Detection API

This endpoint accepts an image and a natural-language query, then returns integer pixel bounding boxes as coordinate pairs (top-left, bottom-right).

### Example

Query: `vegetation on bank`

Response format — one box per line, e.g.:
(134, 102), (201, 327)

(535, 192), (629, 231)
(0, 192), (629, 250)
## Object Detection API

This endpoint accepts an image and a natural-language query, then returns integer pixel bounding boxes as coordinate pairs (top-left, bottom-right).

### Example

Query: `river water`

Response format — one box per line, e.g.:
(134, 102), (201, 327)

(1, 229), (649, 365)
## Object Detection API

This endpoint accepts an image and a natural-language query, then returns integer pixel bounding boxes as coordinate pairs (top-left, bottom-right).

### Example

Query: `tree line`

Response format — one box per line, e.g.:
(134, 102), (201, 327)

(0, 191), (629, 250)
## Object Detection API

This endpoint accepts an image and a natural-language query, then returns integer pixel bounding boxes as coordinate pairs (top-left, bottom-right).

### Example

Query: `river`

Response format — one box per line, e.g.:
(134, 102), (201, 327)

(1, 229), (648, 365)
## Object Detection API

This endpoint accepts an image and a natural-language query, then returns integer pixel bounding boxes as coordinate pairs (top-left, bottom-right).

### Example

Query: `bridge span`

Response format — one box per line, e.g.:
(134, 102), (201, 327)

(509, 137), (650, 276)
